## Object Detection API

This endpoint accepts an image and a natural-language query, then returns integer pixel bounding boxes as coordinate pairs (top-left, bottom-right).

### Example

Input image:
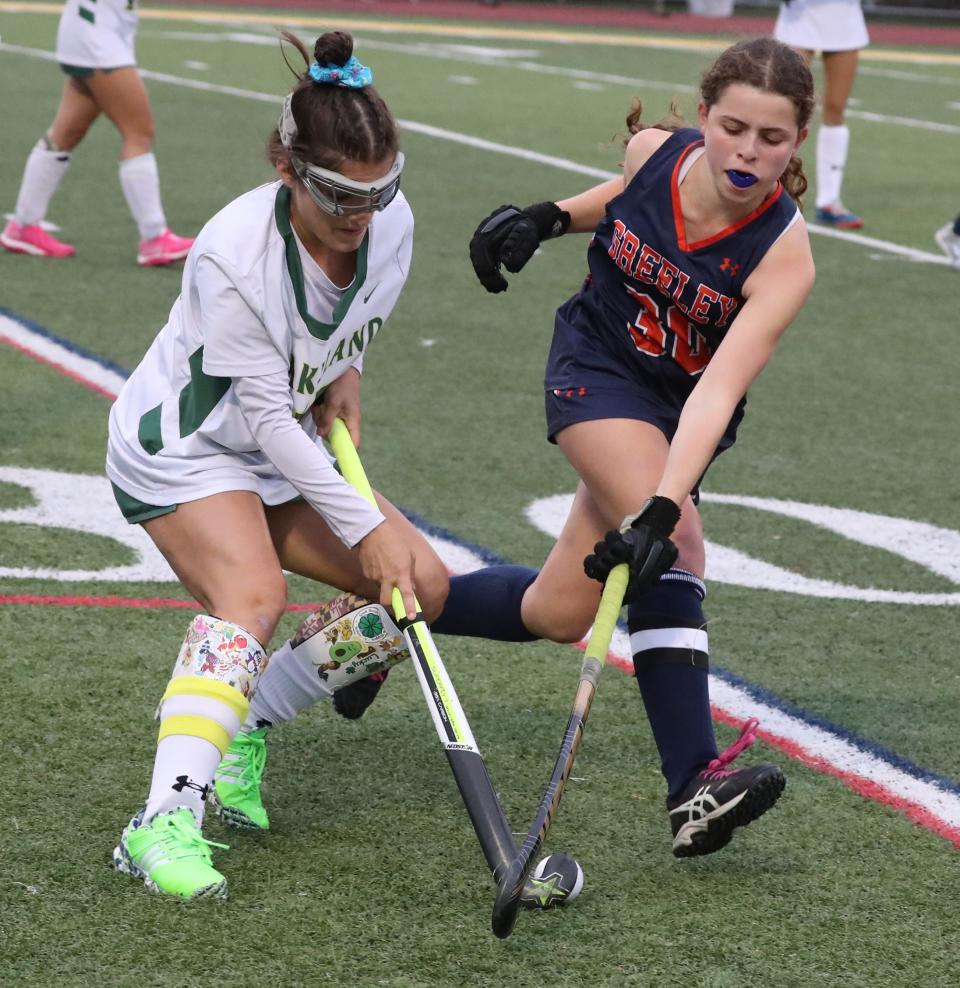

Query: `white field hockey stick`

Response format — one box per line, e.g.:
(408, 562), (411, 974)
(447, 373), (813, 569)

(490, 561), (629, 938)
(328, 419), (520, 883)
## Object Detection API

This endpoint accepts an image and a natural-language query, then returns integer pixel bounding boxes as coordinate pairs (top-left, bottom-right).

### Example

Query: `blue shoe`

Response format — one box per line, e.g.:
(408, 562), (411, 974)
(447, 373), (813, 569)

(815, 203), (863, 230)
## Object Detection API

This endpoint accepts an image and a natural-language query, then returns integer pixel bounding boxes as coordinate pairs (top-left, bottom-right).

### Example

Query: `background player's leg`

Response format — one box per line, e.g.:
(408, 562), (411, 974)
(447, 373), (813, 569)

(1, 78), (98, 257)
(84, 66), (194, 263)
(815, 49), (863, 228)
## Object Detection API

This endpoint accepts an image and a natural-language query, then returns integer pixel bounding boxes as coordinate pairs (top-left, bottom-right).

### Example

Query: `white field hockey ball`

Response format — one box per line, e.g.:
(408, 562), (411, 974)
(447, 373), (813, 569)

(520, 852), (585, 910)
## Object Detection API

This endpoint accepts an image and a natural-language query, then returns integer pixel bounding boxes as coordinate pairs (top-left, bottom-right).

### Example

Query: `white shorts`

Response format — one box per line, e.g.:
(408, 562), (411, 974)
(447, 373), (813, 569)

(106, 433), (308, 523)
(55, 0), (138, 70)
(774, 0), (869, 53)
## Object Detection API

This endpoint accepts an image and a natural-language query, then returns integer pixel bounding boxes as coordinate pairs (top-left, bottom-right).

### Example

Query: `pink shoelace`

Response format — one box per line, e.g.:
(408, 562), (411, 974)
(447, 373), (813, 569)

(701, 718), (760, 779)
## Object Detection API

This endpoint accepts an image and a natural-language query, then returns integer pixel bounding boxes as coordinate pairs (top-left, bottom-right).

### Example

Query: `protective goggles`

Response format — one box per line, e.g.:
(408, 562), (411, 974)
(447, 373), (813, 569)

(292, 152), (404, 216)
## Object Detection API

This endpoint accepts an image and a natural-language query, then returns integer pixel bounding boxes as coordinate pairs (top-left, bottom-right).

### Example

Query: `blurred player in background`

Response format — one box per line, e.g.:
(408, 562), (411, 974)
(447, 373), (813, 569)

(774, 0), (867, 229)
(446, 37), (816, 858)
(935, 214), (960, 269)
(106, 30), (447, 899)
(1, 0), (193, 264)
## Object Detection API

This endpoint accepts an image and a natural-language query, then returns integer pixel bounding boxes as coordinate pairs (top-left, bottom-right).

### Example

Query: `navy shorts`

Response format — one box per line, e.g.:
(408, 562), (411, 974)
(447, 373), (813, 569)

(543, 297), (744, 497)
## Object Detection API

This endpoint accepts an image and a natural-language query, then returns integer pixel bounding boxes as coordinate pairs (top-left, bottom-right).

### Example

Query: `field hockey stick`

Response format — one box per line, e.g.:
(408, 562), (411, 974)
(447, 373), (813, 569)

(491, 560), (629, 939)
(328, 418), (519, 881)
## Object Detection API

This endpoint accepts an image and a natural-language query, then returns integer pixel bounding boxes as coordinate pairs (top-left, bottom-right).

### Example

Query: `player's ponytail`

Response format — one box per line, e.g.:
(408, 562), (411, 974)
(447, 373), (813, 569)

(622, 97), (685, 145)
(780, 154), (808, 209)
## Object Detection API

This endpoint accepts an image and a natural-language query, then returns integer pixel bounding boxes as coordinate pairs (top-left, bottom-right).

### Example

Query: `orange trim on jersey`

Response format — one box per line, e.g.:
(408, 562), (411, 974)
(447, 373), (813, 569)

(670, 140), (784, 253)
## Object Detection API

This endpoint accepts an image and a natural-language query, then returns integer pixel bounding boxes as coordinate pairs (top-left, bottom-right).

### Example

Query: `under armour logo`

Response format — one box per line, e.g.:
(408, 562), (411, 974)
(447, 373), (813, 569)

(720, 257), (741, 276)
(172, 775), (209, 798)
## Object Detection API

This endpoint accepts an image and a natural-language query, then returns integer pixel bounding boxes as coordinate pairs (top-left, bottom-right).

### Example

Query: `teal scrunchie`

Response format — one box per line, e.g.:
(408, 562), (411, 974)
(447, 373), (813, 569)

(308, 55), (373, 88)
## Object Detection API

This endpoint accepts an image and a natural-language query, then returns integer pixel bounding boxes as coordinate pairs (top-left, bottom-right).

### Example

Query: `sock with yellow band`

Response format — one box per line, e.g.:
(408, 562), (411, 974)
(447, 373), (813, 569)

(143, 615), (266, 826)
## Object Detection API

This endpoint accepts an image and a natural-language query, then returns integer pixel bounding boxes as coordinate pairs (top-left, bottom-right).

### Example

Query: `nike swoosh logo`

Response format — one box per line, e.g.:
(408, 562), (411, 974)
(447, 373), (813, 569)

(363, 284), (378, 303)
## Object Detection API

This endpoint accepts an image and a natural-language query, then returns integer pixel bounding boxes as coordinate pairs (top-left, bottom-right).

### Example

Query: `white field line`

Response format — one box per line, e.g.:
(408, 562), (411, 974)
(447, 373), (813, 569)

(0, 316), (128, 396)
(845, 108), (960, 135)
(139, 29), (960, 133)
(5, 2), (960, 66)
(806, 222), (950, 264)
(1, 42), (952, 265)
(600, 627), (960, 834)
(3, 309), (960, 846)
(858, 65), (960, 86)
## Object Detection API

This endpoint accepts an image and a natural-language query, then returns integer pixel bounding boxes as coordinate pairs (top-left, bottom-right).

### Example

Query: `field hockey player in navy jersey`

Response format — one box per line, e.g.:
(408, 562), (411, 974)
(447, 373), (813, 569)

(438, 37), (817, 858)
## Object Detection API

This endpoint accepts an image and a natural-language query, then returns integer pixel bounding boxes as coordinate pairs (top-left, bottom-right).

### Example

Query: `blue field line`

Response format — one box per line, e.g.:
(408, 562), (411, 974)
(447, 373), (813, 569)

(0, 305), (132, 378)
(5, 312), (959, 797)
(710, 664), (960, 796)
(401, 510), (960, 796)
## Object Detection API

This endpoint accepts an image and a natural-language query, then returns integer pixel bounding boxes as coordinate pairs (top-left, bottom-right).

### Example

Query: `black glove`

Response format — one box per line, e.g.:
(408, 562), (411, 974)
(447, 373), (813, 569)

(469, 201), (571, 293)
(583, 496), (681, 600)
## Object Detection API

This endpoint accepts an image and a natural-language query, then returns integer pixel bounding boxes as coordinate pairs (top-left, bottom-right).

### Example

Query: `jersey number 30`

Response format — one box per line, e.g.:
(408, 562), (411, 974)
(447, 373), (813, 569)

(625, 286), (710, 375)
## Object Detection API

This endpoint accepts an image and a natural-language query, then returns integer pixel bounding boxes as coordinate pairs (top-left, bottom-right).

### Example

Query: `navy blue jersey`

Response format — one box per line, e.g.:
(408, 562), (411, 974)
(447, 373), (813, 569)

(547, 127), (799, 417)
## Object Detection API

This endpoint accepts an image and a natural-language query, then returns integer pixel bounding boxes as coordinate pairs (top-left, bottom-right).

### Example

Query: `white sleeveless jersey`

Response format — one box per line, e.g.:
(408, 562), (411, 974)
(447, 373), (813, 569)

(106, 181), (414, 544)
(56, 0), (139, 69)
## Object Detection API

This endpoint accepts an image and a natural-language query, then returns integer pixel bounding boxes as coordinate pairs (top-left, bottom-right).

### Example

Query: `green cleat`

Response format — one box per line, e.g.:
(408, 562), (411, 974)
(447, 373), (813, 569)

(113, 807), (228, 899)
(211, 727), (270, 830)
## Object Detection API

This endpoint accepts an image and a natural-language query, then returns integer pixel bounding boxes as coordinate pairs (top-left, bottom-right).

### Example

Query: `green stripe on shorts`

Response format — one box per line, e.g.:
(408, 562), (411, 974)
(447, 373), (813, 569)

(59, 63), (94, 78)
(111, 482), (177, 524)
(59, 63), (130, 77)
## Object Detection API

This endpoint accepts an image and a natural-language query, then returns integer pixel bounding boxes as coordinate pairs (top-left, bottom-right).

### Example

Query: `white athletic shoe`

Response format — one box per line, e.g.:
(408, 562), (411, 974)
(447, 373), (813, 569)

(934, 222), (960, 270)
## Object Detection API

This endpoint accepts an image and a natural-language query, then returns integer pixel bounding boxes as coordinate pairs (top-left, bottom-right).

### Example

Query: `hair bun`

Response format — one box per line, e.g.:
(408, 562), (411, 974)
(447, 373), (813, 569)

(314, 30), (353, 68)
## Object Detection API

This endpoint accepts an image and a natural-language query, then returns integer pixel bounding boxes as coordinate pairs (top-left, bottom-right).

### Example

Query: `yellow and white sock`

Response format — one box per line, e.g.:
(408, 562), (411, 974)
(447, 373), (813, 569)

(144, 615), (266, 824)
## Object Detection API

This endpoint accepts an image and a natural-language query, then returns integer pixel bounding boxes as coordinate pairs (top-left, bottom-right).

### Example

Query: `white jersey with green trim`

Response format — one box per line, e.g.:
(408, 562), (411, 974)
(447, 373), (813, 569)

(106, 181), (414, 547)
(56, 0), (139, 69)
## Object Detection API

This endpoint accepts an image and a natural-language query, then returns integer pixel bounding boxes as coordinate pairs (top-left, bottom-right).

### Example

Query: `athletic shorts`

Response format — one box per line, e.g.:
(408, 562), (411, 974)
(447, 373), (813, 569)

(543, 297), (744, 498)
(774, 0), (869, 52)
(106, 428), (311, 526)
(56, 0), (138, 71)
(59, 64), (129, 78)
(110, 481), (303, 525)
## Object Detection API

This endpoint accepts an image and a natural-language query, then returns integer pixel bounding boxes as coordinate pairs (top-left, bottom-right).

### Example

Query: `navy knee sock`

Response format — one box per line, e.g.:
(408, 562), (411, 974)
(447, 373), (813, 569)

(629, 569), (718, 799)
(431, 565), (538, 642)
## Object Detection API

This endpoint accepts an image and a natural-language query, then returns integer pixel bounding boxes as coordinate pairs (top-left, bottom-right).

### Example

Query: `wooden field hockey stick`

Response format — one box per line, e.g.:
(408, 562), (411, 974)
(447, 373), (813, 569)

(328, 419), (520, 884)
(490, 561), (629, 939)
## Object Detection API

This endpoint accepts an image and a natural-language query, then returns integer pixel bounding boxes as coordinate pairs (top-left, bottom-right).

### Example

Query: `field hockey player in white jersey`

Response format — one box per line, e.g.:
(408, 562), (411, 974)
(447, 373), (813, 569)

(106, 30), (448, 899)
(1, 0), (193, 264)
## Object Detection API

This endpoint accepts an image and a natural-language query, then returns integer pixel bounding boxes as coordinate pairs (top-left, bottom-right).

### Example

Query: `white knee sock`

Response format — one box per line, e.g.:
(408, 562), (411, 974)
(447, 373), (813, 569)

(118, 152), (167, 240)
(816, 124), (850, 209)
(241, 595), (408, 731)
(244, 639), (333, 729)
(13, 137), (72, 226)
(146, 734), (224, 825)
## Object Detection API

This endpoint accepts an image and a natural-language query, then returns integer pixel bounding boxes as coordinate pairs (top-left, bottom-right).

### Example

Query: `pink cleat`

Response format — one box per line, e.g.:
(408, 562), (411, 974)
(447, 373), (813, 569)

(1, 220), (75, 258)
(137, 229), (194, 267)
